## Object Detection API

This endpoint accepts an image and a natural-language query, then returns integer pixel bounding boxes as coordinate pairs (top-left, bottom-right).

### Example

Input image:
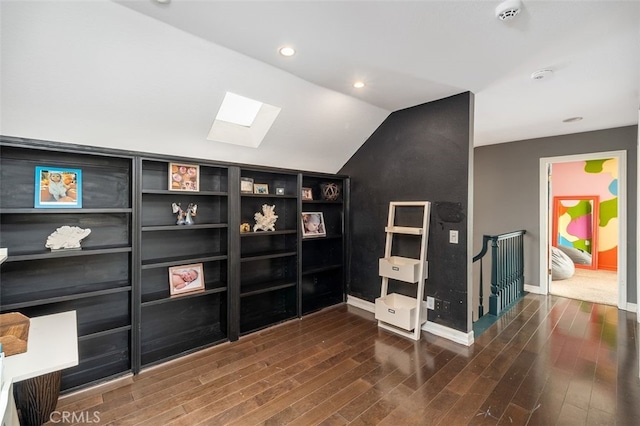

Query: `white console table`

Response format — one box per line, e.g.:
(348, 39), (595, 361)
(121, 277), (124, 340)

(1, 311), (78, 425)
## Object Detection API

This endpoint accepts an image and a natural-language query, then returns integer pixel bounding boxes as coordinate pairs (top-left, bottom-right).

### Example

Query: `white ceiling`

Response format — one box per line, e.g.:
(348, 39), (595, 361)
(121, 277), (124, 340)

(116, 0), (639, 147)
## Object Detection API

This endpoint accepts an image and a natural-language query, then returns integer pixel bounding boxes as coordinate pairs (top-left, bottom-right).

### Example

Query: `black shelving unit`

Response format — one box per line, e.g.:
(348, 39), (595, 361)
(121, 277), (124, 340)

(300, 175), (349, 315)
(237, 169), (299, 334)
(0, 141), (134, 392)
(0, 137), (349, 393)
(138, 158), (229, 368)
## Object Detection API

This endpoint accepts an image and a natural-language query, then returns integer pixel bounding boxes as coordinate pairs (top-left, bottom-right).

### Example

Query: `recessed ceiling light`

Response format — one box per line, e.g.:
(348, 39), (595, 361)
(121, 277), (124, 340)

(279, 46), (295, 57)
(353, 81), (365, 89)
(563, 117), (583, 123)
(154, 0), (171, 4)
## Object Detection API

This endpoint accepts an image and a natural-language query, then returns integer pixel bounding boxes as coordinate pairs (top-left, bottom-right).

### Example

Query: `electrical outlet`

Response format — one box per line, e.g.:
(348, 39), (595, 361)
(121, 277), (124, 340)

(427, 296), (435, 310)
(434, 298), (442, 312)
(449, 230), (459, 244)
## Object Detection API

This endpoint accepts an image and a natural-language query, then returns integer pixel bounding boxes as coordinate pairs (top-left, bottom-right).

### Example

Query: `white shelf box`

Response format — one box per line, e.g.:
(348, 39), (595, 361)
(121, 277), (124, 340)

(379, 256), (425, 283)
(375, 293), (426, 331)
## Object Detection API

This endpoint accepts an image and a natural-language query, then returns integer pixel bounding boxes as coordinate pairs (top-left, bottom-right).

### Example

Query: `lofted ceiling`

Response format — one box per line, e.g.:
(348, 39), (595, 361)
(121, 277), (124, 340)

(116, 0), (640, 147)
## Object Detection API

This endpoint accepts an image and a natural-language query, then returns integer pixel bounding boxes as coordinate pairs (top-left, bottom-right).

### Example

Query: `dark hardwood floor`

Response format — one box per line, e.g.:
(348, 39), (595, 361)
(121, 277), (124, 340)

(47, 293), (639, 425)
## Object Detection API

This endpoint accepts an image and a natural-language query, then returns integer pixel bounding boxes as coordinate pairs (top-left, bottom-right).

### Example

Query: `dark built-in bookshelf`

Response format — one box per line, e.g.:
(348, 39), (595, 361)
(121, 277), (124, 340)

(0, 136), (349, 393)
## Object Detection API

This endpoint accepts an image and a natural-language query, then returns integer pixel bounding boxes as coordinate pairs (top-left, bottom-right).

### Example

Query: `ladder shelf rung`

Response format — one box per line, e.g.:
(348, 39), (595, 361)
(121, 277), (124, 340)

(384, 226), (423, 235)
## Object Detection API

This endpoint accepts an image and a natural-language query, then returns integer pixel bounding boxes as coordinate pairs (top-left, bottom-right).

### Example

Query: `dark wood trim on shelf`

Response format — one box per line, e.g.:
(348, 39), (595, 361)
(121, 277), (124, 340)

(6, 246), (132, 262)
(227, 166), (241, 342)
(301, 200), (344, 205)
(141, 253), (227, 269)
(240, 249), (297, 262)
(141, 286), (227, 306)
(0, 208), (133, 214)
(240, 229), (297, 237)
(240, 279), (297, 298)
(132, 156), (142, 375)
(141, 223), (228, 232)
(141, 189), (228, 196)
(0, 281), (132, 310)
(241, 194), (298, 199)
(78, 325), (133, 342)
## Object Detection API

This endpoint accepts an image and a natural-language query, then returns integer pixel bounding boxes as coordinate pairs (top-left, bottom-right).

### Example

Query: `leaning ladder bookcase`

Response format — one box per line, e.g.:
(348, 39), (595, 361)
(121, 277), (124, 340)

(375, 201), (431, 341)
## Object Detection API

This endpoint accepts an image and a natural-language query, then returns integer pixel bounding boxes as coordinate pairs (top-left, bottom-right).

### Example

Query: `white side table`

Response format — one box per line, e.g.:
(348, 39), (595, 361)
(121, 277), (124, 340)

(2, 311), (78, 425)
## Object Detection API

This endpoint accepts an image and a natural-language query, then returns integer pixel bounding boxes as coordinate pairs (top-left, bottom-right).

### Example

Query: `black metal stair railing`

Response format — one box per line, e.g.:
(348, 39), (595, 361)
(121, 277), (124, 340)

(473, 230), (526, 317)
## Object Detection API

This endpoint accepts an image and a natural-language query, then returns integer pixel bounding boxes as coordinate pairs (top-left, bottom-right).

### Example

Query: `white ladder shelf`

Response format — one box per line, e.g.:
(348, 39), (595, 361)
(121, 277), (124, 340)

(375, 201), (431, 341)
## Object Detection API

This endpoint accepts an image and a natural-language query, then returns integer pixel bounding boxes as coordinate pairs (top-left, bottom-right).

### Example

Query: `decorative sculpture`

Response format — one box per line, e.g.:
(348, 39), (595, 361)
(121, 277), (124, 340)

(45, 226), (91, 250)
(185, 203), (197, 225)
(320, 183), (340, 201)
(240, 223), (251, 233)
(254, 204), (278, 232)
(172, 203), (185, 225)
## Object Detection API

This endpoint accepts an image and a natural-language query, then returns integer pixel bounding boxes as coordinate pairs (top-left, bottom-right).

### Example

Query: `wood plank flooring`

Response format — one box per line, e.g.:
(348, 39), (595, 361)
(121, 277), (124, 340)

(46, 294), (639, 425)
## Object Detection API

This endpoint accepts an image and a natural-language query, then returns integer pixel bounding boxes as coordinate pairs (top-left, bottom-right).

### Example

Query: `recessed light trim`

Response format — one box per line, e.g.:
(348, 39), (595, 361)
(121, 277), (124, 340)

(353, 81), (365, 89)
(279, 46), (295, 57)
(563, 116), (583, 123)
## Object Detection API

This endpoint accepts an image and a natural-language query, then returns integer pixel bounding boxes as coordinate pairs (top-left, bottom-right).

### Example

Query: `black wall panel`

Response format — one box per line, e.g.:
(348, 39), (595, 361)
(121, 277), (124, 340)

(339, 92), (473, 332)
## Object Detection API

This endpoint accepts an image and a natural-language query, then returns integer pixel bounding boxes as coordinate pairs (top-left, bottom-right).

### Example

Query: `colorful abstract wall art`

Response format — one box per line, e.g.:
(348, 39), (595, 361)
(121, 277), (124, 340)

(552, 158), (618, 270)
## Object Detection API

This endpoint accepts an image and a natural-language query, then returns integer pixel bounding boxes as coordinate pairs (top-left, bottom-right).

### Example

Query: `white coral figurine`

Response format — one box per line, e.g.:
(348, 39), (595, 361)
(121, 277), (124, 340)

(254, 204), (278, 232)
(45, 226), (91, 250)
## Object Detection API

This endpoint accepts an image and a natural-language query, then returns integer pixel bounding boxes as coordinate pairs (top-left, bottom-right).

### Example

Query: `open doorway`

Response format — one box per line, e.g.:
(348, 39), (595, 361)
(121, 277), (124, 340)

(539, 151), (627, 309)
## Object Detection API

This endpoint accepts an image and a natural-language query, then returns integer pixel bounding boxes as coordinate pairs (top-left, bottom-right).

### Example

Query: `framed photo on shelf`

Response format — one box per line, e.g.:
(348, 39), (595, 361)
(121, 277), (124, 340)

(34, 166), (82, 208)
(240, 177), (254, 193)
(301, 187), (313, 201)
(253, 183), (269, 195)
(301, 212), (326, 238)
(169, 263), (205, 296)
(169, 163), (200, 192)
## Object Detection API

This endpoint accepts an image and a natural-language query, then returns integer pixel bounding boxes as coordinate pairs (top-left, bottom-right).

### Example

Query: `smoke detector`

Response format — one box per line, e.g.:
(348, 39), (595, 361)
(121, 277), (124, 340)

(531, 69), (554, 80)
(496, 0), (522, 21)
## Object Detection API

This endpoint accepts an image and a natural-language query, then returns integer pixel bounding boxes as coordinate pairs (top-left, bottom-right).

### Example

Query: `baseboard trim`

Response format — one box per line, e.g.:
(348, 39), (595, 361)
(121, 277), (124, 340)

(524, 284), (544, 294)
(422, 321), (474, 346)
(347, 295), (474, 346)
(347, 295), (375, 312)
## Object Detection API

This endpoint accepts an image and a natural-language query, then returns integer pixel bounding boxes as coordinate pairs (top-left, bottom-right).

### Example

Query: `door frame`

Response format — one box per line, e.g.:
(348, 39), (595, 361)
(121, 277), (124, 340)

(539, 150), (627, 309)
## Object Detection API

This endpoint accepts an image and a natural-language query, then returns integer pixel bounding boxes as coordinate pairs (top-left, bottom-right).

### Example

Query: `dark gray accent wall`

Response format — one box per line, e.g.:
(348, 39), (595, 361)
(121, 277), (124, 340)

(474, 125), (637, 304)
(339, 92), (473, 332)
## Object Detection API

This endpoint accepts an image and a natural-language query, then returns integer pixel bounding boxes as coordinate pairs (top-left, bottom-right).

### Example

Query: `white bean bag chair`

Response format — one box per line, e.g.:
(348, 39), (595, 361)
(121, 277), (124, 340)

(556, 245), (592, 266)
(551, 246), (575, 280)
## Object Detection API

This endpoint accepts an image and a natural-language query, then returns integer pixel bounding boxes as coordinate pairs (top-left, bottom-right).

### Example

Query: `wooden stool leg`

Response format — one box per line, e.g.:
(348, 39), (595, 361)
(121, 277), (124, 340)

(14, 371), (62, 426)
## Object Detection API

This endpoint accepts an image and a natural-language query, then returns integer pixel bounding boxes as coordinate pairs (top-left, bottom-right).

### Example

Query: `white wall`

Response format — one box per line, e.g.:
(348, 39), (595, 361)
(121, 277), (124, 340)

(0, 1), (388, 173)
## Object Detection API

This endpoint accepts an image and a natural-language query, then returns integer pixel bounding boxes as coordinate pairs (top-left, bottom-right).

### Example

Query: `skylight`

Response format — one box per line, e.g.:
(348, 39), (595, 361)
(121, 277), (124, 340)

(215, 92), (263, 127)
(207, 92), (281, 148)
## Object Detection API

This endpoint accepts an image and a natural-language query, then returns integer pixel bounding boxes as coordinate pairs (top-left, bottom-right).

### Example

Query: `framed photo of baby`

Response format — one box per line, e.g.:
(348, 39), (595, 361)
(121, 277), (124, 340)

(301, 212), (326, 238)
(169, 263), (205, 296)
(169, 162), (200, 192)
(34, 166), (82, 208)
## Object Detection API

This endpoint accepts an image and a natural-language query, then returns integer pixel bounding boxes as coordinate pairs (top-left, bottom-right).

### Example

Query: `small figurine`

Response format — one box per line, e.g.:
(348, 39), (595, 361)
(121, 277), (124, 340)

(172, 202), (185, 225)
(185, 203), (197, 225)
(254, 204), (278, 232)
(240, 223), (251, 233)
